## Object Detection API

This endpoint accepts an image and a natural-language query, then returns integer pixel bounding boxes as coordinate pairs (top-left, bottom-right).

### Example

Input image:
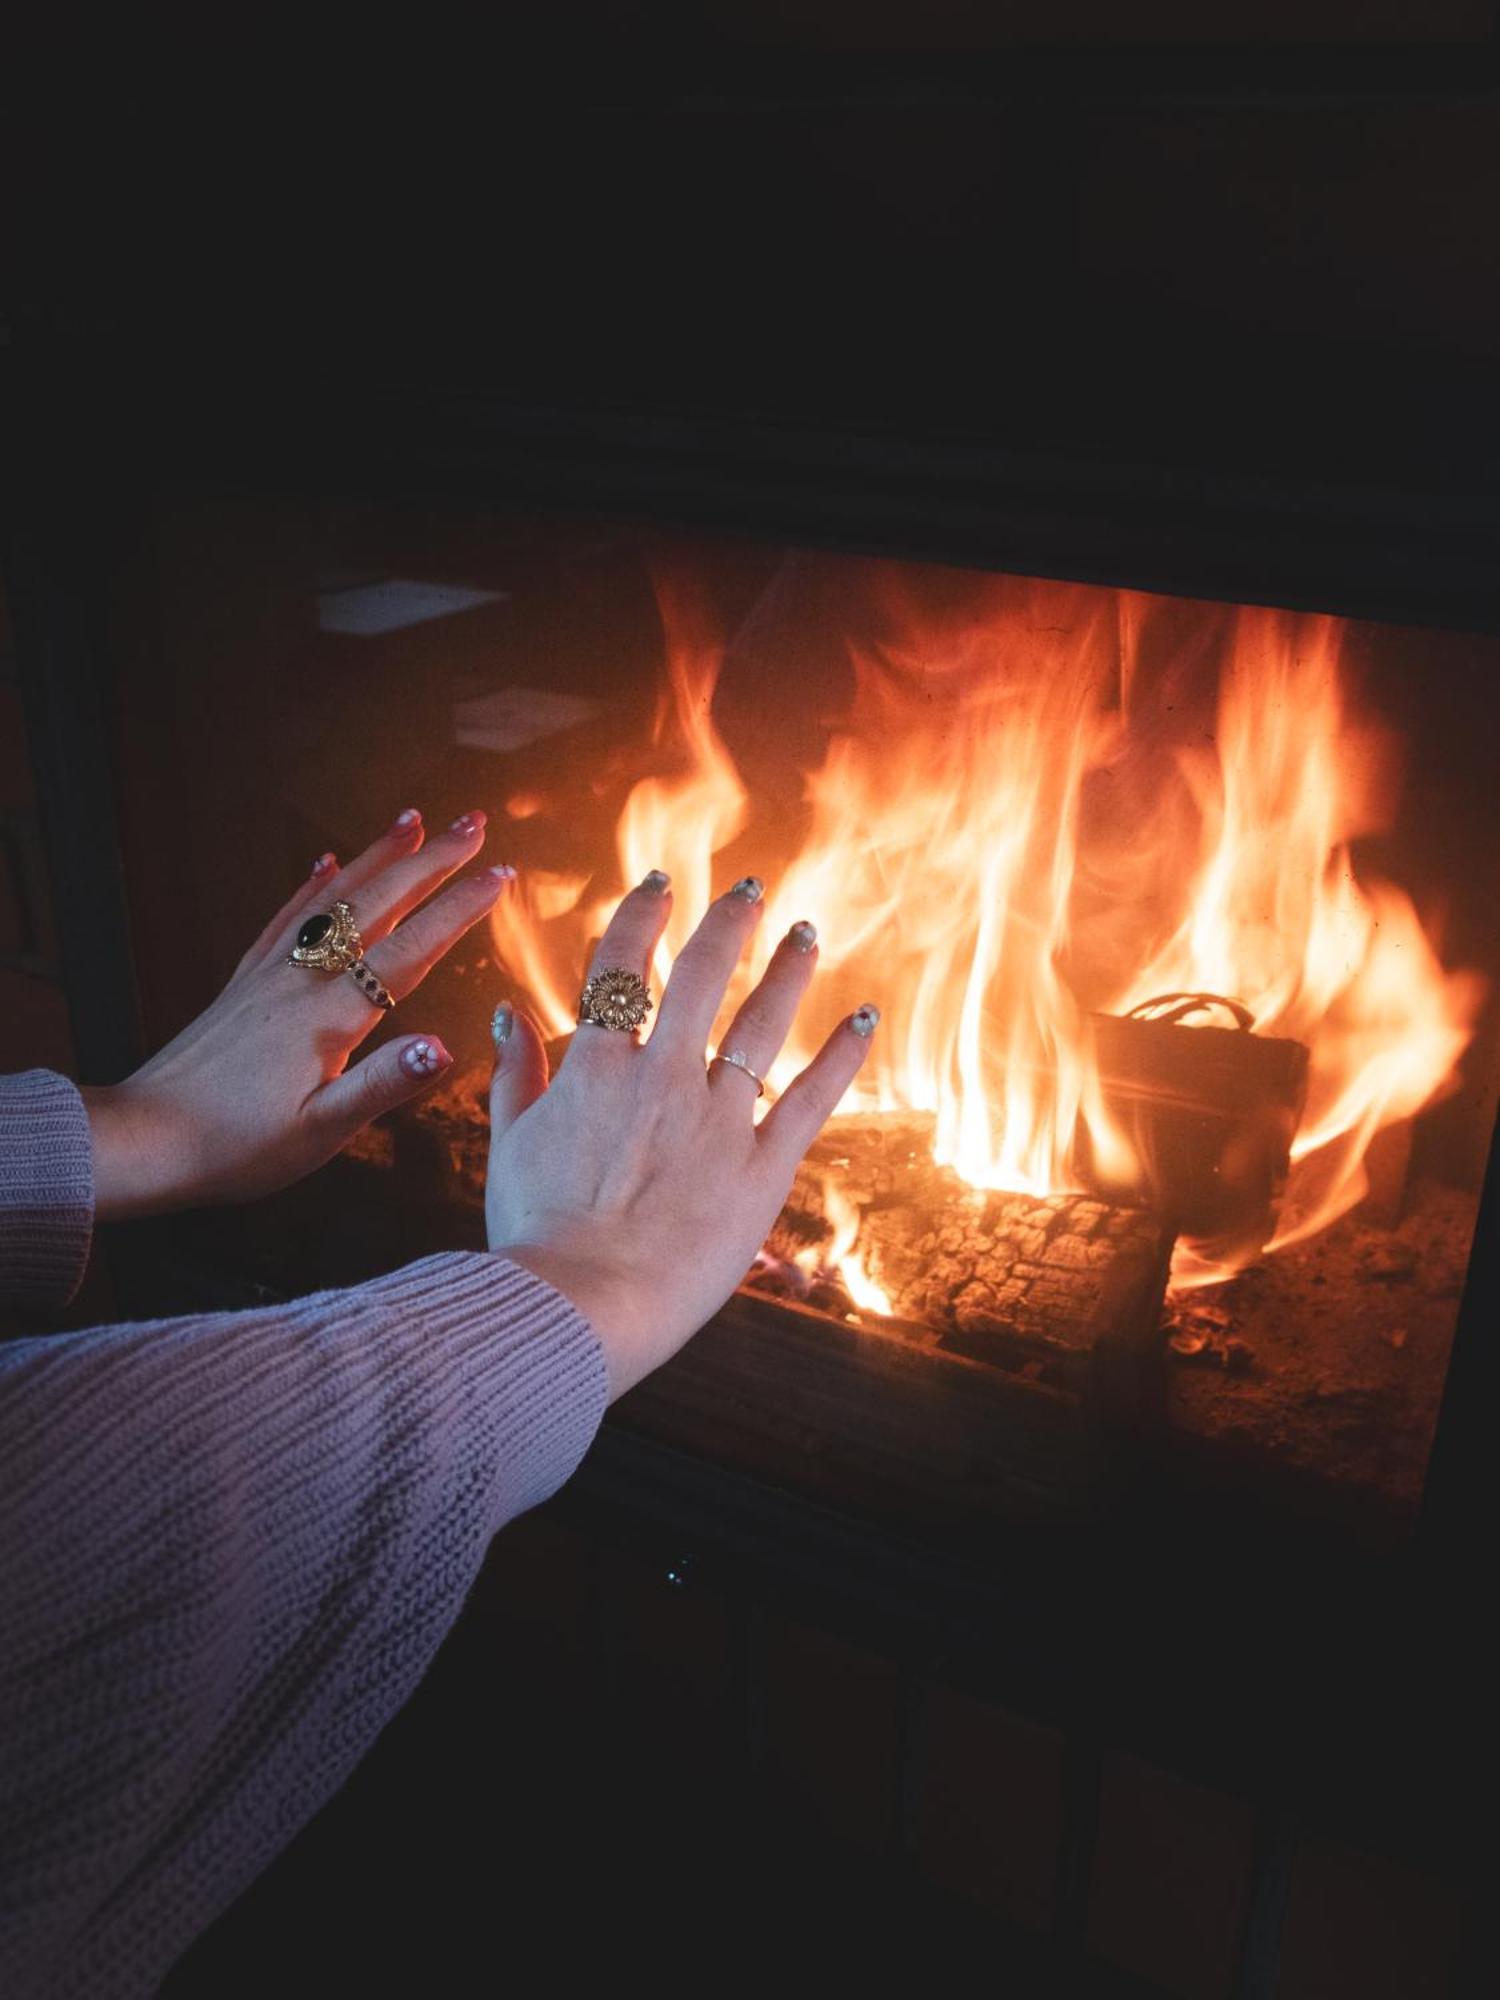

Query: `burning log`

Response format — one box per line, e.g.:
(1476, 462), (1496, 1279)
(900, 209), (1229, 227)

(755, 1112), (1173, 1411)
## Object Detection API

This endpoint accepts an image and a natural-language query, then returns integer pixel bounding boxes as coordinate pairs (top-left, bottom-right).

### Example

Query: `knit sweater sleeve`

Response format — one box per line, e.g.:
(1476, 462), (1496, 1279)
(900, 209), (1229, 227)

(0, 1250), (609, 1999)
(0, 1071), (95, 1313)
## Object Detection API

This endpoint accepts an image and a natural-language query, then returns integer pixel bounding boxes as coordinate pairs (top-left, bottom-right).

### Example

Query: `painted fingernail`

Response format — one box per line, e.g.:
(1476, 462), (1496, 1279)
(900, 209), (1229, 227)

(449, 810), (488, 837)
(491, 1001), (514, 1048)
(400, 1036), (451, 1079)
(484, 863), (518, 885)
(851, 1004), (881, 1038)
(788, 920), (818, 952)
(640, 869), (671, 894)
(730, 876), (764, 904)
(392, 807), (422, 833)
(310, 851), (337, 879)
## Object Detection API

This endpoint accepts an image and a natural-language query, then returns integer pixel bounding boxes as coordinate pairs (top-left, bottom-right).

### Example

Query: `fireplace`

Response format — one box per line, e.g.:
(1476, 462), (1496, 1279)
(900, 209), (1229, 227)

(25, 491), (1490, 1555)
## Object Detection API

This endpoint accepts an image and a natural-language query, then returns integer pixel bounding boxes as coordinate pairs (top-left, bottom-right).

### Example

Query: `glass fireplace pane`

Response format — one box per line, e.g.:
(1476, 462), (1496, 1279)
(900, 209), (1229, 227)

(106, 494), (1500, 1541)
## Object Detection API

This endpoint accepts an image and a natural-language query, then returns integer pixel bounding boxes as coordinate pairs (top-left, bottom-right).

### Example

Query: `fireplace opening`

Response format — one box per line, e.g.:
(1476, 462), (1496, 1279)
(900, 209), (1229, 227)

(102, 503), (1499, 1542)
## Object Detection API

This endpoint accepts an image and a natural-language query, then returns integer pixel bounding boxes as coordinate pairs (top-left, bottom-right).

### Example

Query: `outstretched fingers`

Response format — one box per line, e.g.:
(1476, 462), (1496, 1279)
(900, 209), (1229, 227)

(314, 864), (515, 1041)
(563, 871), (674, 1065)
(757, 1004), (881, 1170)
(244, 803), (435, 974)
(338, 809), (492, 945)
(312, 1031), (455, 1140)
(490, 1001), (550, 1136)
(650, 876), (766, 1058)
(707, 919), (819, 1105)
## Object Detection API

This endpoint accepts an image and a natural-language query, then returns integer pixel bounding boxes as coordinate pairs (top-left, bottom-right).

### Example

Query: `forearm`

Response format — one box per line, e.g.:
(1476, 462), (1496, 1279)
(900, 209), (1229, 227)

(0, 1252), (606, 1996)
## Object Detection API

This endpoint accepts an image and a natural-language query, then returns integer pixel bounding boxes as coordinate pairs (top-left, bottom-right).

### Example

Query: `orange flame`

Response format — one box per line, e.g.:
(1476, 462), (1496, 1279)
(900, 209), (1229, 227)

(1118, 608), (1482, 1277)
(490, 571), (1481, 1292)
(614, 573), (748, 989)
(792, 1173), (895, 1316)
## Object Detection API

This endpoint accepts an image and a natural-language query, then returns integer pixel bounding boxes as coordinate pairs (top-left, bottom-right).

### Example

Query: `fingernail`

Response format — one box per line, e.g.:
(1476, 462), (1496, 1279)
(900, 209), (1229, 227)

(310, 851), (337, 879)
(392, 807), (422, 833)
(730, 876), (764, 904)
(449, 810), (488, 837)
(491, 1002), (514, 1048)
(640, 869), (671, 894)
(850, 1004), (881, 1038)
(484, 863), (518, 884)
(788, 920), (817, 953)
(400, 1036), (452, 1079)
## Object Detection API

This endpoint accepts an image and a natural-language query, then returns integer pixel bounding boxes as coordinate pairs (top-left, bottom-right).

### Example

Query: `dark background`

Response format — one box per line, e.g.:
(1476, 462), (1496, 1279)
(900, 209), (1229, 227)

(5, 4), (1499, 495)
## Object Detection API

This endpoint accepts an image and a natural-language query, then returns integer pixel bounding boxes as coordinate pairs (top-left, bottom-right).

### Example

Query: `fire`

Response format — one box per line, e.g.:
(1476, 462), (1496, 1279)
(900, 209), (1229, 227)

(490, 566), (1481, 1290)
(614, 574), (748, 991)
(812, 1173), (895, 1317)
(1118, 607), (1482, 1273)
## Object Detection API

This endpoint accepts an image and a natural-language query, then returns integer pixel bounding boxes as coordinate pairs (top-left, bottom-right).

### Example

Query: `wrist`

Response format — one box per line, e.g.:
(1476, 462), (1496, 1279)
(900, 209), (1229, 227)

(79, 1082), (191, 1222)
(494, 1242), (652, 1402)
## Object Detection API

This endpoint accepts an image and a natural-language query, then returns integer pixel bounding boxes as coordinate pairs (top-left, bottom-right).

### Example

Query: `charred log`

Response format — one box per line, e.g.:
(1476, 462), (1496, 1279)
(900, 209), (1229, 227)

(756, 1112), (1172, 1422)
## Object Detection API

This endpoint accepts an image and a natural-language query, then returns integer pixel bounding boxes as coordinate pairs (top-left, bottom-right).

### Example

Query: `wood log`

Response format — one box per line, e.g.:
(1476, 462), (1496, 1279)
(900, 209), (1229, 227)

(757, 1112), (1172, 1412)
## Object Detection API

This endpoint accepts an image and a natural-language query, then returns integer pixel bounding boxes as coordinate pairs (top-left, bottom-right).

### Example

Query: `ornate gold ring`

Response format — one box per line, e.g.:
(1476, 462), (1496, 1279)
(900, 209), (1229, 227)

(288, 900), (395, 1012)
(578, 967), (652, 1033)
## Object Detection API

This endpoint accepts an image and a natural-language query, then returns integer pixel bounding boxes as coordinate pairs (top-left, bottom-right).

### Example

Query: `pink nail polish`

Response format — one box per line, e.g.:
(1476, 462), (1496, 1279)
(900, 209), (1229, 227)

(400, 1036), (451, 1079)
(449, 810), (488, 837)
(392, 808), (422, 833)
(310, 852), (337, 879)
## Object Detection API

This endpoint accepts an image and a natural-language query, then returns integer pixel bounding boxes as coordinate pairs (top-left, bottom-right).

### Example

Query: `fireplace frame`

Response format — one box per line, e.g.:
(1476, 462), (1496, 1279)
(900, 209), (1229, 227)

(7, 382), (1496, 1550)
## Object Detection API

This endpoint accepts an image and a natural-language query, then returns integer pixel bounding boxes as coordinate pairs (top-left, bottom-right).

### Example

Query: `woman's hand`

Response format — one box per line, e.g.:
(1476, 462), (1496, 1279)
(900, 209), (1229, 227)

(82, 809), (511, 1220)
(486, 873), (878, 1399)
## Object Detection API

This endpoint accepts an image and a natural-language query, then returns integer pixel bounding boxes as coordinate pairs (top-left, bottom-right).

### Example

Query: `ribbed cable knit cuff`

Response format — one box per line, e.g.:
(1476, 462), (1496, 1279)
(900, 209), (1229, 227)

(352, 1250), (611, 1526)
(0, 1070), (95, 1313)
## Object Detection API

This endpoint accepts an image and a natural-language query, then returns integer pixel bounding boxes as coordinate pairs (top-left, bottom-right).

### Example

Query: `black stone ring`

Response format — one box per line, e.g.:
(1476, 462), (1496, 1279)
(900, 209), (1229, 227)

(288, 900), (394, 1010)
(288, 899), (364, 973)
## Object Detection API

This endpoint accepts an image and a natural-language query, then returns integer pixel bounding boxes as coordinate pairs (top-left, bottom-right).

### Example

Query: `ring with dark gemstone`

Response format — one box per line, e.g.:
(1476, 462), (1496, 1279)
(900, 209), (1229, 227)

(296, 913), (334, 952)
(288, 898), (363, 973)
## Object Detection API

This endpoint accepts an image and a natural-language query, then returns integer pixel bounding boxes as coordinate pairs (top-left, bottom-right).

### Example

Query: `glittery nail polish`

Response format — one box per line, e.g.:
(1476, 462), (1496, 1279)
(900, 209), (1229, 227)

(310, 851), (337, 878)
(730, 876), (764, 904)
(392, 808), (422, 833)
(850, 1004), (881, 1038)
(640, 869), (671, 894)
(788, 920), (817, 952)
(401, 1037), (450, 1078)
(491, 1002), (514, 1048)
(449, 809), (487, 837)
(485, 863), (518, 883)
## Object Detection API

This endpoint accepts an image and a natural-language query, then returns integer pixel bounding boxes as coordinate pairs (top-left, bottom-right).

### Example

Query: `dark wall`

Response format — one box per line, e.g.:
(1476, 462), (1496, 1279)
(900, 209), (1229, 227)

(5, 12), (1498, 496)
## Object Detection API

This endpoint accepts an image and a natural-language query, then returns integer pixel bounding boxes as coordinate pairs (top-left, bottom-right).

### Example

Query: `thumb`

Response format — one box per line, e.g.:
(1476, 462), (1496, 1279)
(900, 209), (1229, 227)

(489, 1001), (549, 1137)
(316, 1033), (455, 1137)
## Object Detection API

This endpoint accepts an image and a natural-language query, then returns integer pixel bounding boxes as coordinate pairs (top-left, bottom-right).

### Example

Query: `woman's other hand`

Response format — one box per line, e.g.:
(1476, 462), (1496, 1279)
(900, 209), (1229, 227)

(486, 873), (878, 1399)
(82, 809), (511, 1219)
